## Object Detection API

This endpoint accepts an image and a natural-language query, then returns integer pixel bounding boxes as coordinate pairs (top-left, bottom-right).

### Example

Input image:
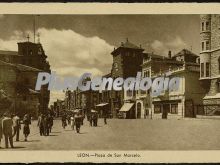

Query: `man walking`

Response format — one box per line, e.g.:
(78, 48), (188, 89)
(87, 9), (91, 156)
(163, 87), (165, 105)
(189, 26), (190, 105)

(37, 114), (44, 136)
(12, 113), (21, 141)
(74, 112), (82, 133)
(103, 113), (107, 125)
(2, 112), (14, 148)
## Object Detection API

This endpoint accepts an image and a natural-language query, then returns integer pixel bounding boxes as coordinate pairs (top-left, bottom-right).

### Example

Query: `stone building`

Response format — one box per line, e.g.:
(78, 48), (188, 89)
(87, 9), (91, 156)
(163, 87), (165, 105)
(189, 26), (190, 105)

(200, 14), (220, 115)
(0, 60), (41, 117)
(110, 38), (145, 118)
(0, 40), (50, 116)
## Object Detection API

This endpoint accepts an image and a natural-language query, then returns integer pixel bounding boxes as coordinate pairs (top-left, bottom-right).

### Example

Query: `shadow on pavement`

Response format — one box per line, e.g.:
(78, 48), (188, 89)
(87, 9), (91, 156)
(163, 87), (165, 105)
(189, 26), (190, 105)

(0, 146), (26, 149)
(52, 131), (61, 133)
(18, 140), (40, 142)
(79, 132), (88, 134)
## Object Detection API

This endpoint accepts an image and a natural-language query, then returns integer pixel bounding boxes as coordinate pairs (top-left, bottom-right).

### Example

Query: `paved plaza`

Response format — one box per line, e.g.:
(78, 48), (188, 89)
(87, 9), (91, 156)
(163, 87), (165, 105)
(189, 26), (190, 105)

(1, 118), (220, 150)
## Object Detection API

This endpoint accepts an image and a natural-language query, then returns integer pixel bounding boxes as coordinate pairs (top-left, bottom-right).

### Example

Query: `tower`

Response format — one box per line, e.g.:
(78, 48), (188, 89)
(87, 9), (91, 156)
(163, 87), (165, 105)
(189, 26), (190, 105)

(200, 14), (220, 107)
(110, 38), (144, 118)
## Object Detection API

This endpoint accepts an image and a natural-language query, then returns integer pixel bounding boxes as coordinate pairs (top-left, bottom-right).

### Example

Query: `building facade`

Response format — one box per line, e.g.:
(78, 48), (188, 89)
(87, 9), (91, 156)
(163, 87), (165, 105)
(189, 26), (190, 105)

(0, 40), (51, 116)
(200, 14), (220, 115)
(110, 39), (145, 118)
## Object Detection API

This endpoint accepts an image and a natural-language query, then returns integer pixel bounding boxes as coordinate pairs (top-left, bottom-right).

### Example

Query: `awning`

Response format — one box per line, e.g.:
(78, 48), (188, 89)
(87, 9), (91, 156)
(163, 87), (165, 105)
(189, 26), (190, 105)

(96, 103), (109, 107)
(119, 103), (134, 112)
(91, 109), (98, 113)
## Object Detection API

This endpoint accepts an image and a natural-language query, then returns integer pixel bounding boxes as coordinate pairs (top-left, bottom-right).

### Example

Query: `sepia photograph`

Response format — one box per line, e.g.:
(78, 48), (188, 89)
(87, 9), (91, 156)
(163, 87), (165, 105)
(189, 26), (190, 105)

(0, 3), (220, 163)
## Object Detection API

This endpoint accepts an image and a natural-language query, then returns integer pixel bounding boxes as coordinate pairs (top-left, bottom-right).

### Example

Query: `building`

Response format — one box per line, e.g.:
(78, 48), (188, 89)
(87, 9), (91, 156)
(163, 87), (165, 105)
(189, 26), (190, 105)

(0, 60), (41, 117)
(0, 40), (51, 116)
(199, 14), (220, 115)
(110, 38), (145, 118)
(151, 49), (206, 119)
(53, 99), (65, 117)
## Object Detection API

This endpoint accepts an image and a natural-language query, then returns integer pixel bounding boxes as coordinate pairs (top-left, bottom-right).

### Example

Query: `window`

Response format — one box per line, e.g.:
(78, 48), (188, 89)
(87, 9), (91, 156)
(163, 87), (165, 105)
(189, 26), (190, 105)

(201, 63), (204, 77)
(206, 62), (210, 77)
(218, 57), (220, 74)
(206, 22), (209, 31)
(171, 104), (178, 114)
(154, 105), (161, 114)
(202, 22), (204, 31)
(206, 41), (210, 50)
(143, 70), (150, 78)
(202, 42), (204, 51)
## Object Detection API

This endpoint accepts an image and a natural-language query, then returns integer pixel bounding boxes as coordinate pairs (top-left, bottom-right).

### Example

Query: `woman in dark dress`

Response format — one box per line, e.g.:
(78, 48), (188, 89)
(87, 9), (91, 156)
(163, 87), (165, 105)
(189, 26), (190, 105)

(23, 114), (30, 141)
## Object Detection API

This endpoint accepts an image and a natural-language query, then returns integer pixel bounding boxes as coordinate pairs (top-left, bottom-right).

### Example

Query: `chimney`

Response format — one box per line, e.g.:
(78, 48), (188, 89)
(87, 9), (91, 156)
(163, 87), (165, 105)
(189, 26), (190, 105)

(168, 50), (172, 58)
(121, 42), (124, 46)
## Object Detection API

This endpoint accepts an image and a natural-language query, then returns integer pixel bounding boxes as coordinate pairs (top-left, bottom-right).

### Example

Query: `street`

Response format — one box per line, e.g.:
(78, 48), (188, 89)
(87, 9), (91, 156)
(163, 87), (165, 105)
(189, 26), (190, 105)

(1, 118), (220, 150)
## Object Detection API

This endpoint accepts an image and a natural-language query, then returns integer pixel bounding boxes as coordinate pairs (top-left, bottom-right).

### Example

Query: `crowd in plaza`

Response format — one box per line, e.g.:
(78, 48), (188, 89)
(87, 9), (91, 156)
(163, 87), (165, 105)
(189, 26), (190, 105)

(0, 108), (108, 149)
(61, 109), (107, 133)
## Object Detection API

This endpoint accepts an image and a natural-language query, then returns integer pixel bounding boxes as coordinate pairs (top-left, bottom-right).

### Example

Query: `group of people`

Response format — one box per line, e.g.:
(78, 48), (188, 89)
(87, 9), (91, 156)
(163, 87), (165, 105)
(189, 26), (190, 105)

(37, 113), (53, 136)
(0, 112), (31, 149)
(87, 112), (107, 127)
(88, 112), (99, 127)
(61, 111), (84, 133)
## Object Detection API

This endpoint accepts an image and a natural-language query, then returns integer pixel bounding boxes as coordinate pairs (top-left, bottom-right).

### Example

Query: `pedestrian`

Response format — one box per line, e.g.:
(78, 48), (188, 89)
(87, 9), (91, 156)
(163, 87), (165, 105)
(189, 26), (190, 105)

(74, 112), (82, 133)
(86, 113), (90, 121)
(45, 114), (51, 136)
(0, 114), (3, 148)
(89, 113), (93, 126)
(37, 114), (44, 136)
(67, 114), (71, 125)
(93, 112), (98, 127)
(42, 114), (49, 136)
(48, 114), (53, 133)
(2, 112), (14, 148)
(23, 114), (30, 141)
(12, 113), (21, 141)
(70, 114), (75, 130)
(103, 113), (107, 125)
(61, 113), (67, 129)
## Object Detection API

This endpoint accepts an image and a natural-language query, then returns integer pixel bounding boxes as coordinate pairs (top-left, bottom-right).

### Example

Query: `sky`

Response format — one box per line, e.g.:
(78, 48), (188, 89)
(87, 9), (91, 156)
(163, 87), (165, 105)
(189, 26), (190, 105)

(0, 14), (200, 104)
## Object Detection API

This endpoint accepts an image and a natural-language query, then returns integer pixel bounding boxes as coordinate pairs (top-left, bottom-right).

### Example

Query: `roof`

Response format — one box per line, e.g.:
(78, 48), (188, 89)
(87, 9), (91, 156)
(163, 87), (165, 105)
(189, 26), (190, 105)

(16, 64), (42, 72)
(172, 49), (199, 58)
(111, 39), (144, 55)
(121, 40), (142, 50)
(102, 73), (111, 78)
(150, 53), (168, 59)
(0, 60), (41, 72)
(0, 50), (20, 56)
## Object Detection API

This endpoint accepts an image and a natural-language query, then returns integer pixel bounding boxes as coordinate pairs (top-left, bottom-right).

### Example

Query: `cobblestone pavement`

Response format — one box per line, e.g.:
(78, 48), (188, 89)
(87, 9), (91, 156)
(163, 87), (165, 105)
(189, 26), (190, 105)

(1, 118), (220, 150)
